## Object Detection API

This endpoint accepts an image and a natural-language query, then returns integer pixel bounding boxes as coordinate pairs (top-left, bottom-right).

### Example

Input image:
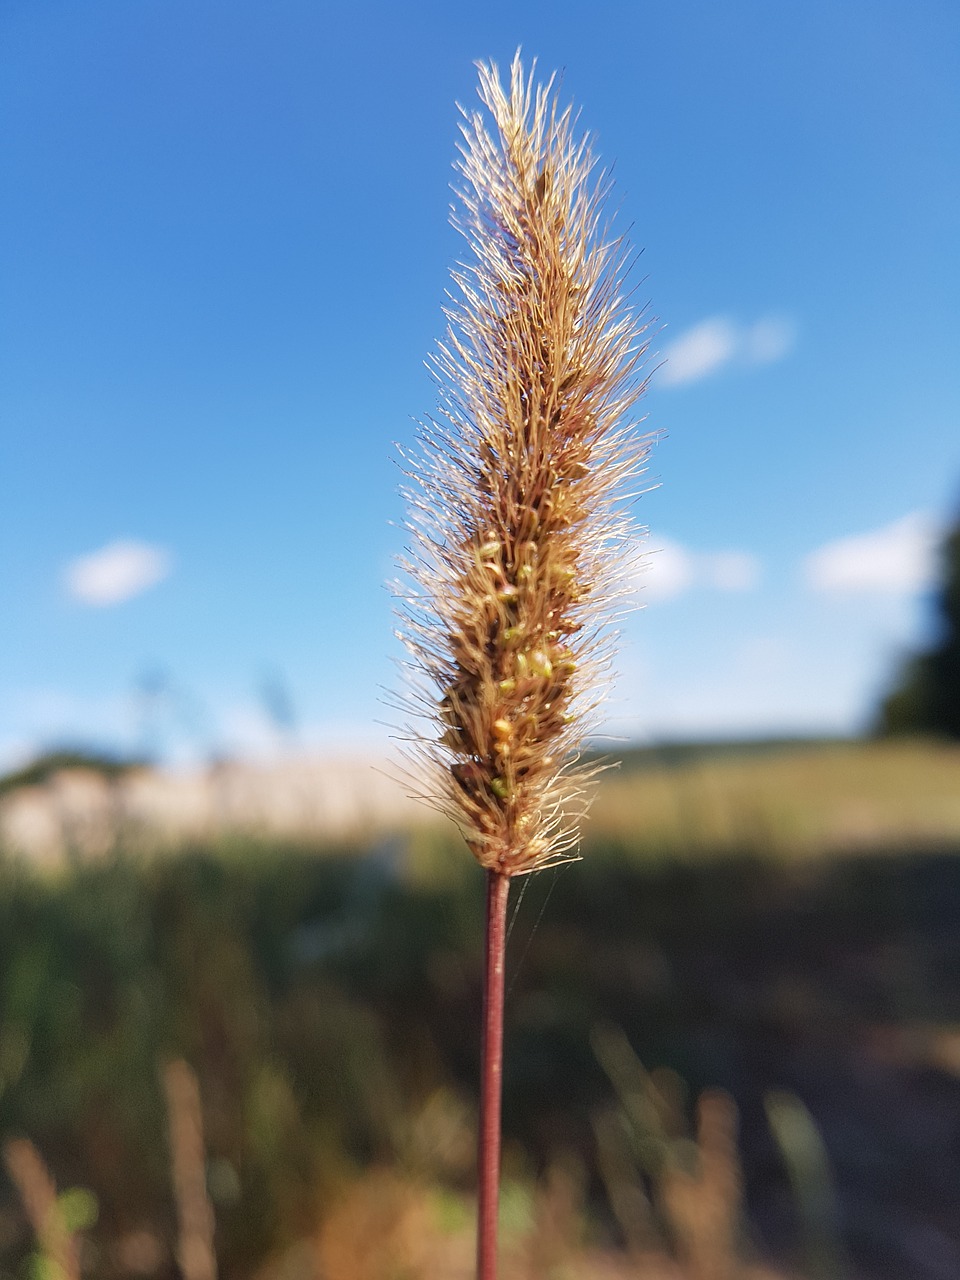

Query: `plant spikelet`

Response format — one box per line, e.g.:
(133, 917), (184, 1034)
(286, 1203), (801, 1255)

(397, 54), (654, 876)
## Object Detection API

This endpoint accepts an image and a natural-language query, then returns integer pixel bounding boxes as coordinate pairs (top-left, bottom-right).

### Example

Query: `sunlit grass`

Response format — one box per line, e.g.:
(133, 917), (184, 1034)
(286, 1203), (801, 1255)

(588, 738), (960, 860)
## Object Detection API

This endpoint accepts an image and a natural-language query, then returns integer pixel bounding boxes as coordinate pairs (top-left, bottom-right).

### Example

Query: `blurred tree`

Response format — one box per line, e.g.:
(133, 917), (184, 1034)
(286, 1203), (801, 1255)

(877, 514), (960, 737)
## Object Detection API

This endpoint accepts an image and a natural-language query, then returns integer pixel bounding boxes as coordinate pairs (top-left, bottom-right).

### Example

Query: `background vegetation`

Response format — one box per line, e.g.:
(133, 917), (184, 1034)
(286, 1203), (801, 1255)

(2, 735), (960, 1280)
(877, 511), (960, 739)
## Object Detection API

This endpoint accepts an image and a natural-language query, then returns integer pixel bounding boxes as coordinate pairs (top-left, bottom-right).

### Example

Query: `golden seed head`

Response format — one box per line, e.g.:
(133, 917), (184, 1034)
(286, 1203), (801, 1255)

(396, 53), (654, 876)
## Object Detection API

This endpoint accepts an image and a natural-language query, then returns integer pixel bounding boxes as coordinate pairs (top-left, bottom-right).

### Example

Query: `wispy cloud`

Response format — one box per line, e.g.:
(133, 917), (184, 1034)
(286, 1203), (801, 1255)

(64, 540), (172, 606)
(659, 314), (796, 387)
(804, 512), (939, 595)
(640, 536), (761, 600)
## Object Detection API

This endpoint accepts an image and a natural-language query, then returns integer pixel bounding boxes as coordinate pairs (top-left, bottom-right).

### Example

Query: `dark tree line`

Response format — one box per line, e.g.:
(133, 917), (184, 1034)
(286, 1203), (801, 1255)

(877, 513), (960, 738)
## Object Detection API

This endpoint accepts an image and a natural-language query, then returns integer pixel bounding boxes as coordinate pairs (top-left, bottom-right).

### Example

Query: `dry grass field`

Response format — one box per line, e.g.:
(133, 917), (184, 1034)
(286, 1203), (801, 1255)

(2, 737), (959, 1279)
(588, 738), (960, 861)
(3, 737), (958, 870)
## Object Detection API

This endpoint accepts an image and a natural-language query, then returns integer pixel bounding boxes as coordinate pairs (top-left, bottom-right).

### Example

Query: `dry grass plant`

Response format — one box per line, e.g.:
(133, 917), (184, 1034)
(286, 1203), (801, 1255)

(161, 1058), (218, 1280)
(396, 52), (653, 876)
(2, 1139), (81, 1280)
(592, 1025), (747, 1280)
(395, 52), (653, 1279)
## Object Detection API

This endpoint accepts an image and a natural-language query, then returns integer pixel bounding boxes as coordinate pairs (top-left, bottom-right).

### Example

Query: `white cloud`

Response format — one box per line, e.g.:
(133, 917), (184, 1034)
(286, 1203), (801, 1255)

(742, 315), (795, 366)
(658, 318), (738, 387)
(804, 512), (939, 595)
(641, 538), (695, 599)
(659, 313), (797, 387)
(703, 551), (761, 592)
(640, 537), (761, 600)
(65, 540), (172, 606)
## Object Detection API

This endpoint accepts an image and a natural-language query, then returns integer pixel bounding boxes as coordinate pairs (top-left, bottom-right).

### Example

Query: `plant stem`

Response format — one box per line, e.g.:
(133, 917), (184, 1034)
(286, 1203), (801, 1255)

(477, 868), (510, 1280)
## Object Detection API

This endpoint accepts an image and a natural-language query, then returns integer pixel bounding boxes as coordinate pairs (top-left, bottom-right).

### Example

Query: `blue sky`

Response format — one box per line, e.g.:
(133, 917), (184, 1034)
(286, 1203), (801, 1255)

(2, 0), (958, 766)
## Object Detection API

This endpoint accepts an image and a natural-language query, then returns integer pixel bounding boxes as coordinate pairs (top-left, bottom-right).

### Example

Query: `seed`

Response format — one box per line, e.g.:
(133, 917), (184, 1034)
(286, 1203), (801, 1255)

(530, 651), (553, 679)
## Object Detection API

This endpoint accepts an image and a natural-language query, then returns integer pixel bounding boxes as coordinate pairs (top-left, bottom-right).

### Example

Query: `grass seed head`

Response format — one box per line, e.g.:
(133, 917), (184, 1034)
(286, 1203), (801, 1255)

(397, 53), (654, 876)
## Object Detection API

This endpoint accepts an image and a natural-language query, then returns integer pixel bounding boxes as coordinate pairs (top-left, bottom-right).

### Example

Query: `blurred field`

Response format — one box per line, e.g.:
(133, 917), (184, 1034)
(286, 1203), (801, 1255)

(590, 738), (960, 860)
(0, 753), (419, 865)
(1, 738), (960, 1280)
(3, 737), (960, 868)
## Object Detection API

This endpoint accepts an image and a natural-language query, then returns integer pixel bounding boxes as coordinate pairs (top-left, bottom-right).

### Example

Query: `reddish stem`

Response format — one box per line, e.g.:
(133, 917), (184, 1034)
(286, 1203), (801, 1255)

(477, 868), (510, 1280)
